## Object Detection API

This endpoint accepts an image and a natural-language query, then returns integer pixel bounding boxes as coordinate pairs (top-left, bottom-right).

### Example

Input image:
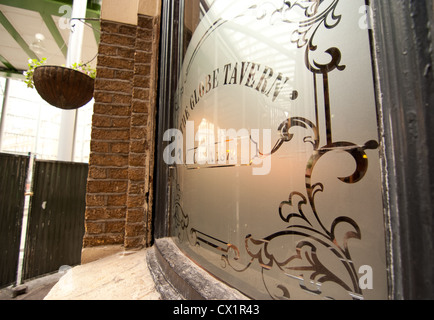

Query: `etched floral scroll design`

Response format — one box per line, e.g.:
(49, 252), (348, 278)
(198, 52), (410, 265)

(223, 137), (379, 300)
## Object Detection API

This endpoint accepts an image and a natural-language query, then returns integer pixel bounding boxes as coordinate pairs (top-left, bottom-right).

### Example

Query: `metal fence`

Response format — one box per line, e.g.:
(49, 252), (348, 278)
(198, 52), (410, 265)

(0, 153), (29, 288)
(0, 153), (88, 288)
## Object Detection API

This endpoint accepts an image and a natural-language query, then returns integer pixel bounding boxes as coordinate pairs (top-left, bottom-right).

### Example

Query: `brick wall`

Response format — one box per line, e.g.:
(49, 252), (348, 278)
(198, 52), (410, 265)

(83, 14), (160, 249)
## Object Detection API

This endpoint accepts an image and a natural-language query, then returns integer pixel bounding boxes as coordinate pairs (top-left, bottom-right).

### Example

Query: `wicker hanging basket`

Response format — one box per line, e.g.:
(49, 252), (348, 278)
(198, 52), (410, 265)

(33, 65), (95, 110)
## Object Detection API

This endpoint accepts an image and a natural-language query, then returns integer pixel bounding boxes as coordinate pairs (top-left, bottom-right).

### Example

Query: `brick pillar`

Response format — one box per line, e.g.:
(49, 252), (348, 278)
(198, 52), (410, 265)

(83, 13), (160, 249)
(84, 20), (136, 247)
(125, 14), (160, 248)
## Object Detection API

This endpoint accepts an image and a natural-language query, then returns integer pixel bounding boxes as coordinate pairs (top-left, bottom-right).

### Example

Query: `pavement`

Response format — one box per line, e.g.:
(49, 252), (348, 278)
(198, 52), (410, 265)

(0, 247), (161, 300)
(0, 272), (64, 300)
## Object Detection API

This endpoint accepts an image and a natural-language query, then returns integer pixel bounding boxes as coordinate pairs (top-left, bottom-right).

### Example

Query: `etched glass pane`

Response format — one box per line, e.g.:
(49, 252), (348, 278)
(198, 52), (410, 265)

(168, 0), (388, 300)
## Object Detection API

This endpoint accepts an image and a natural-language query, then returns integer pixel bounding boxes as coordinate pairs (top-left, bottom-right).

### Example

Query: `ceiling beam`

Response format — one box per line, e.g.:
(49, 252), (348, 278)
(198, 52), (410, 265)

(0, 0), (101, 18)
(0, 53), (18, 72)
(0, 0), (101, 50)
(86, 14), (100, 44)
(0, 10), (39, 60)
(39, 11), (68, 58)
(0, 70), (25, 80)
(0, 53), (24, 79)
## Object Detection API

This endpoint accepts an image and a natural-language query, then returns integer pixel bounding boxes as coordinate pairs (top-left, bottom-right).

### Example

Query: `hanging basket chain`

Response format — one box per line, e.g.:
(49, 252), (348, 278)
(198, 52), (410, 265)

(69, 17), (101, 66)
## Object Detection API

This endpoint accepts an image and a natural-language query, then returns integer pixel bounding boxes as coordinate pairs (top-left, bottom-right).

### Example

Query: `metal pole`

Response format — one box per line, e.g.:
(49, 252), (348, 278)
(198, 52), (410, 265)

(15, 152), (35, 286)
(66, 0), (86, 68)
(0, 77), (10, 151)
(57, 0), (87, 161)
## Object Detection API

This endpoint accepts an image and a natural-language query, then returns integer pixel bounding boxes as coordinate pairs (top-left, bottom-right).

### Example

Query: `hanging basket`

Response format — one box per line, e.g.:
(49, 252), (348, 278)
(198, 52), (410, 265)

(33, 65), (95, 110)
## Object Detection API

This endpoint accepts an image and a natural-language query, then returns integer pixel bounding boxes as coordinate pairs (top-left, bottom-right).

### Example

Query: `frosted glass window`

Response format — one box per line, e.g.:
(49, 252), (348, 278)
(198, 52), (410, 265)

(169, 0), (388, 300)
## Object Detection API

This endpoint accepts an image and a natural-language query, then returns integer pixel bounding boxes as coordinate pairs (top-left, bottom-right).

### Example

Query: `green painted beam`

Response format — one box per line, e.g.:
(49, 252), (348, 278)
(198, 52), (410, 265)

(85, 15), (100, 45)
(39, 11), (68, 58)
(0, 0), (101, 47)
(0, 69), (25, 80)
(0, 54), (18, 72)
(0, 0), (64, 17)
(0, 10), (39, 60)
(0, 0), (101, 18)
